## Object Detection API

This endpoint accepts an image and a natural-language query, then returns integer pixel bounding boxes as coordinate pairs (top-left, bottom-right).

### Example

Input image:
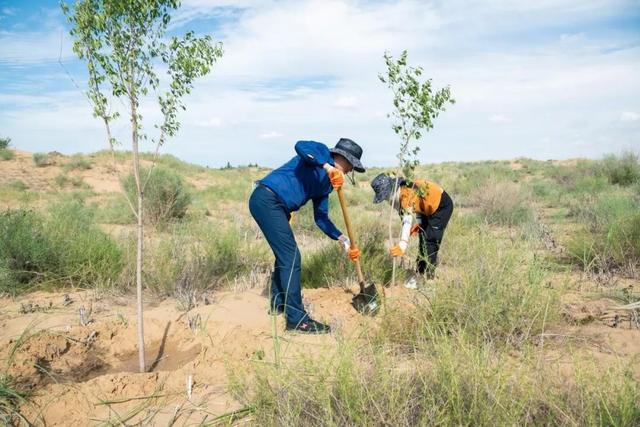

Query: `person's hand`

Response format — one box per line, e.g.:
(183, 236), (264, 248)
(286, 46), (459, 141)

(410, 224), (421, 236)
(348, 247), (360, 261)
(325, 165), (344, 189)
(389, 245), (405, 257)
(338, 235), (350, 251)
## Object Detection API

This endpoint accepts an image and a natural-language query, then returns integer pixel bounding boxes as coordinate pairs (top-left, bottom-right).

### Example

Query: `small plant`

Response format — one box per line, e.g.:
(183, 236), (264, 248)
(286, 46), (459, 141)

(54, 173), (86, 189)
(123, 166), (191, 226)
(0, 199), (123, 294)
(468, 180), (534, 227)
(7, 180), (27, 191)
(0, 326), (33, 425)
(0, 150), (14, 161)
(32, 153), (51, 167)
(603, 151), (640, 186)
(567, 192), (640, 273)
(63, 157), (92, 171)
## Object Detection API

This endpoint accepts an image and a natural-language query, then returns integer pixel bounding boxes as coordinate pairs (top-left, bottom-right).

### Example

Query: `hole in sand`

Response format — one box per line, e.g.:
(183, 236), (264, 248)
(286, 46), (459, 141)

(87, 321), (201, 380)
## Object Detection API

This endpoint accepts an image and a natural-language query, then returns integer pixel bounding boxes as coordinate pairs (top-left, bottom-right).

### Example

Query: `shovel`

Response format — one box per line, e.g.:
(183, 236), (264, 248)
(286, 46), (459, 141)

(336, 186), (380, 316)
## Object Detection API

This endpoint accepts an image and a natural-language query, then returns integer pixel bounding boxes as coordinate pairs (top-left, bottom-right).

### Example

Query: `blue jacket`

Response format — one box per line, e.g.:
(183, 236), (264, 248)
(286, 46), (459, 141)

(259, 140), (342, 240)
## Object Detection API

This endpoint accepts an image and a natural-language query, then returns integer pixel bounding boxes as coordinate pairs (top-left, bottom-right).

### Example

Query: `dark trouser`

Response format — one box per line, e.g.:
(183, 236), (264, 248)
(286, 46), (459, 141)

(249, 185), (308, 324)
(417, 191), (454, 278)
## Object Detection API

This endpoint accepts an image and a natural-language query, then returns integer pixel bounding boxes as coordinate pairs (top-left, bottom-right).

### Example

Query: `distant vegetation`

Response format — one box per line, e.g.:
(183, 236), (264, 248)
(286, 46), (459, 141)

(0, 137), (13, 161)
(32, 153), (52, 167)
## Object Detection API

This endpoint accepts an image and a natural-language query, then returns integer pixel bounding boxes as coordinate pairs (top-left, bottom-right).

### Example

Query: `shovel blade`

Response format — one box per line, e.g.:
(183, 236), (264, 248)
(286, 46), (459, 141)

(351, 283), (380, 316)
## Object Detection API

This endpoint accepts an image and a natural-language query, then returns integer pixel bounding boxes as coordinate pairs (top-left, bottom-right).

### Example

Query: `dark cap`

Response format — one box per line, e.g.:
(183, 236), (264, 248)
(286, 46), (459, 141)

(371, 173), (397, 204)
(330, 138), (365, 172)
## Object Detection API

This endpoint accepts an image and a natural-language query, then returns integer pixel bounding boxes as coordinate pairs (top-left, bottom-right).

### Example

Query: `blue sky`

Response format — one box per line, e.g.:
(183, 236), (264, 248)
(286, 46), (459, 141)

(0, 0), (639, 168)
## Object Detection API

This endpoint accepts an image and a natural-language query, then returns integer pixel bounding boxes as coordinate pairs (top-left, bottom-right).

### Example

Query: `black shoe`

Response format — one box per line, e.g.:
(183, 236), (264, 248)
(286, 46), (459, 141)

(268, 304), (285, 315)
(285, 318), (331, 334)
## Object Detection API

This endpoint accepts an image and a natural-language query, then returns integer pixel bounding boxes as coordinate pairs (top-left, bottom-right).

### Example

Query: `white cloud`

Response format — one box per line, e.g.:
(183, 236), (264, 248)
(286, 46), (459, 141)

(259, 131), (283, 139)
(0, 28), (75, 66)
(334, 96), (358, 109)
(489, 114), (511, 124)
(196, 117), (223, 127)
(620, 111), (640, 122)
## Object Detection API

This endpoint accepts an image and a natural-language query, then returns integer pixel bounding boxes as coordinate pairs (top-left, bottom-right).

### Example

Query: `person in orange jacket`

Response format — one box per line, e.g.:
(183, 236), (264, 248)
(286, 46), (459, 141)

(371, 173), (454, 288)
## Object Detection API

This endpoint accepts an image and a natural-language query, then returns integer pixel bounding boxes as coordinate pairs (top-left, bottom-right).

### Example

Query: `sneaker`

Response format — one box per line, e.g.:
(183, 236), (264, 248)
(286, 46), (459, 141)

(285, 318), (331, 334)
(404, 276), (418, 290)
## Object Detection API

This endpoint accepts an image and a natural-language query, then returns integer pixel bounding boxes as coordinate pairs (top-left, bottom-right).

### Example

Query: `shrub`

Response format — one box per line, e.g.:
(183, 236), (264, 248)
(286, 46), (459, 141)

(54, 173), (87, 189)
(93, 194), (135, 224)
(236, 336), (639, 426)
(0, 150), (14, 161)
(32, 153), (51, 167)
(467, 181), (534, 227)
(123, 166), (191, 226)
(120, 222), (270, 295)
(567, 193), (640, 273)
(379, 216), (555, 349)
(7, 181), (27, 191)
(0, 199), (122, 294)
(0, 137), (10, 150)
(602, 151), (640, 186)
(549, 161), (608, 195)
(63, 157), (92, 171)
(301, 216), (394, 288)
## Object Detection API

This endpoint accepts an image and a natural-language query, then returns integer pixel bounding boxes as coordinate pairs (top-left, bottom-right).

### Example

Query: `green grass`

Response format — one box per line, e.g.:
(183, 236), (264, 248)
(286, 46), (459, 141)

(0, 374), (28, 425)
(379, 213), (556, 349)
(6, 180), (28, 192)
(32, 152), (51, 167)
(63, 156), (92, 171)
(122, 166), (191, 227)
(0, 324), (38, 425)
(54, 173), (88, 189)
(567, 191), (640, 273)
(93, 193), (135, 224)
(0, 198), (123, 294)
(466, 180), (534, 227)
(301, 214), (395, 288)
(603, 151), (640, 186)
(119, 221), (271, 295)
(234, 333), (639, 426)
(0, 149), (14, 161)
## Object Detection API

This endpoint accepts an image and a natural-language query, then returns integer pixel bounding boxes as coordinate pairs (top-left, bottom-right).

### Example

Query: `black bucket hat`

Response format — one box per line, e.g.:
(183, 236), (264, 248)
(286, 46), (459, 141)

(330, 138), (365, 173)
(371, 173), (398, 204)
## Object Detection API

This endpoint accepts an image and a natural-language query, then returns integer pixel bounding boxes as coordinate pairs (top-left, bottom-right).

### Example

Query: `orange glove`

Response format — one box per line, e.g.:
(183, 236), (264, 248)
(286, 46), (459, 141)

(348, 247), (361, 261)
(410, 224), (421, 236)
(327, 168), (344, 189)
(389, 245), (405, 257)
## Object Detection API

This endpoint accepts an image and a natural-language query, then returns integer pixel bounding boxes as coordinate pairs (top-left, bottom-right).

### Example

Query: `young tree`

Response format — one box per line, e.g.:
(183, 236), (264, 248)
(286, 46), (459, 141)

(379, 50), (455, 286)
(63, 0), (223, 372)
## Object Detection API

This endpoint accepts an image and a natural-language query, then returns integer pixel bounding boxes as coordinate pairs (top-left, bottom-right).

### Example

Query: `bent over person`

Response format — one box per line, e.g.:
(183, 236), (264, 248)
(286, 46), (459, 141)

(249, 138), (366, 333)
(371, 173), (454, 288)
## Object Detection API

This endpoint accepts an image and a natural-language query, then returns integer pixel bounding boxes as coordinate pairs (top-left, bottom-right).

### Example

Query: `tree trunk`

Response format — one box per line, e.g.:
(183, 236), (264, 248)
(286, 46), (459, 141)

(131, 95), (146, 373)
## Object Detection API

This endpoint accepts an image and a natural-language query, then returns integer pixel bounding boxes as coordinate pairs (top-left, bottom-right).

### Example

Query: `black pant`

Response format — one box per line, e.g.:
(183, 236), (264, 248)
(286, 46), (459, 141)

(417, 191), (453, 278)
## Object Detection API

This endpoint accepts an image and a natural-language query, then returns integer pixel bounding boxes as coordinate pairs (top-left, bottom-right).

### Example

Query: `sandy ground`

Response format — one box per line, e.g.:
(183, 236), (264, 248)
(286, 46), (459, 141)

(1, 277), (638, 425)
(0, 284), (418, 425)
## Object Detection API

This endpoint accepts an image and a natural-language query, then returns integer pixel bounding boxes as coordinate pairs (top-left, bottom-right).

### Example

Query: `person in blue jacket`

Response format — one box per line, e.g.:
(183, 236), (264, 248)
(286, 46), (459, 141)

(249, 138), (366, 334)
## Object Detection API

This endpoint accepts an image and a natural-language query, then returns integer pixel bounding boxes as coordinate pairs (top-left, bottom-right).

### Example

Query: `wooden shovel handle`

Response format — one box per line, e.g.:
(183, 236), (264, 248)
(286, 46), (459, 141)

(336, 186), (365, 284)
